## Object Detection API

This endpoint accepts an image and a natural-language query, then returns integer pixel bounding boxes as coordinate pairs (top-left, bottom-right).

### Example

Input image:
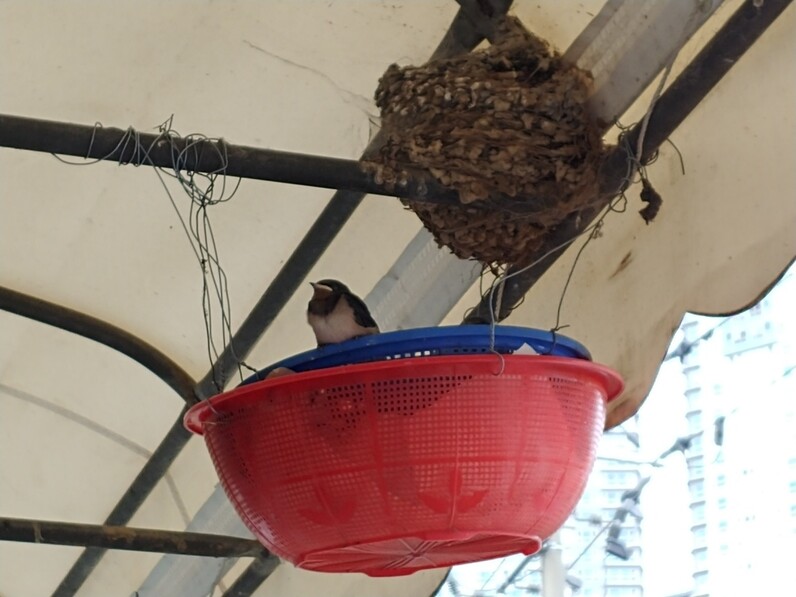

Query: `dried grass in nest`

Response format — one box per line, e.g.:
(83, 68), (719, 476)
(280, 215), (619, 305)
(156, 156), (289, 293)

(363, 17), (608, 266)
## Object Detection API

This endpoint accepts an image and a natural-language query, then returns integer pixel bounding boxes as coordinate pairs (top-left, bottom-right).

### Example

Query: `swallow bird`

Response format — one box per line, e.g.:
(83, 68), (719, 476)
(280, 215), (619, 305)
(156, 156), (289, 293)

(307, 279), (380, 346)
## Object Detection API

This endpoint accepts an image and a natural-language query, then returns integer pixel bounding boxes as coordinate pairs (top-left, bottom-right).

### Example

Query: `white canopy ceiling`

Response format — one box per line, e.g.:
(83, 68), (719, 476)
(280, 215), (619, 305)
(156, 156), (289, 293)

(1, 1), (794, 596)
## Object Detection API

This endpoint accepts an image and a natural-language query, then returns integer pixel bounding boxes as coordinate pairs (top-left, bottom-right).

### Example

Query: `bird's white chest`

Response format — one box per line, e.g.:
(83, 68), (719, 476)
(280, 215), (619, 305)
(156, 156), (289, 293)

(308, 299), (368, 345)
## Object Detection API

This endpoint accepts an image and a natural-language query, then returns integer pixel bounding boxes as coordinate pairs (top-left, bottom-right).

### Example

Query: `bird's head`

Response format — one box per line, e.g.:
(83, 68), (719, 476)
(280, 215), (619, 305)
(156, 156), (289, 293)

(308, 279), (349, 315)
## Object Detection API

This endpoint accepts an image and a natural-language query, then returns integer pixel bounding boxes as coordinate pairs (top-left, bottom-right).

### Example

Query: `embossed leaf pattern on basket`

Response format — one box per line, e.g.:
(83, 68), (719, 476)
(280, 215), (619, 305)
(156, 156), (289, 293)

(299, 481), (357, 525)
(418, 469), (488, 514)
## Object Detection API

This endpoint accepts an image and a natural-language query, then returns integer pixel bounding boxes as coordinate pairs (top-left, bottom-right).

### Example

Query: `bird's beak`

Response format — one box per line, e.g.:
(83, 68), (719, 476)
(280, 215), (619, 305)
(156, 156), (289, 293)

(310, 282), (332, 298)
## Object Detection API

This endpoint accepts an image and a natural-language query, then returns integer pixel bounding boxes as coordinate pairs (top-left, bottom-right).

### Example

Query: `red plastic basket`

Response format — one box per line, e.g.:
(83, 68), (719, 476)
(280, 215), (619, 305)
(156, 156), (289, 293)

(185, 355), (623, 576)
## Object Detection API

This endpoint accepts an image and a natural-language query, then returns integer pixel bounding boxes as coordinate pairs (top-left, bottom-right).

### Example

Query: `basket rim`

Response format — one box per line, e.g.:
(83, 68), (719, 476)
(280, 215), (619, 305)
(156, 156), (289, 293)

(241, 324), (592, 384)
(184, 354), (623, 435)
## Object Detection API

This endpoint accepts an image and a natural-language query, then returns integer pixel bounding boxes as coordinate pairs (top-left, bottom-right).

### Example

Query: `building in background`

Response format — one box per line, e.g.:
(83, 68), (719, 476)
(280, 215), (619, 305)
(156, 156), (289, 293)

(563, 423), (645, 597)
(672, 271), (796, 597)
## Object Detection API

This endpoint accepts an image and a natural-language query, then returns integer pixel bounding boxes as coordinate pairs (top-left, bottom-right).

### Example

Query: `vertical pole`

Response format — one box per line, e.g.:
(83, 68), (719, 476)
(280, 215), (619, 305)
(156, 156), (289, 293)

(542, 532), (566, 597)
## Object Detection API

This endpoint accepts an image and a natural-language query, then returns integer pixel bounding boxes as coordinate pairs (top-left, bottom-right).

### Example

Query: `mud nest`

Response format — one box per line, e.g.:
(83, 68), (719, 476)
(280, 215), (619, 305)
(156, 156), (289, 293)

(364, 17), (608, 266)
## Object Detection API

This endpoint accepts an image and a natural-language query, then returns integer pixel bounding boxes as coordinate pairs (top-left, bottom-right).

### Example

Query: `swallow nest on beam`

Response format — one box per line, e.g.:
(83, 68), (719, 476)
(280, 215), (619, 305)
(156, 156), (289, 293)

(363, 17), (607, 266)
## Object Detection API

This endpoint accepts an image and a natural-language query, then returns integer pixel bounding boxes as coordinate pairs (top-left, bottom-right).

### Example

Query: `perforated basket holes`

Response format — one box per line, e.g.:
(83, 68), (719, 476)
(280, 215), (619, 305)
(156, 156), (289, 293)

(204, 416), (270, 536)
(512, 374), (606, 538)
(305, 382), (368, 446)
(373, 374), (472, 417)
(445, 346), (488, 355)
(383, 348), (439, 361)
(379, 344), (525, 363)
(371, 373), (478, 502)
(546, 377), (606, 483)
(375, 372), (562, 528)
(204, 394), (368, 555)
(379, 343), (516, 362)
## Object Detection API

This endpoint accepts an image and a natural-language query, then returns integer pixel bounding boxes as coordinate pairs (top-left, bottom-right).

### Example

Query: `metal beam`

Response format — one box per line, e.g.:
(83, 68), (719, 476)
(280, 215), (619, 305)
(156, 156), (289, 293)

(0, 517), (269, 559)
(0, 111), (568, 216)
(0, 285), (198, 404)
(221, 556), (282, 597)
(0, 113), (509, 209)
(464, 0), (794, 324)
(453, 0), (510, 43)
(564, 0), (724, 127)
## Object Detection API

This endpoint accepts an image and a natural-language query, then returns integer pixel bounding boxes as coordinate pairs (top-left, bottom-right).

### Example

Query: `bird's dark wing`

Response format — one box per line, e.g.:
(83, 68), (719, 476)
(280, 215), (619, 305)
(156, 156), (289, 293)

(343, 293), (379, 330)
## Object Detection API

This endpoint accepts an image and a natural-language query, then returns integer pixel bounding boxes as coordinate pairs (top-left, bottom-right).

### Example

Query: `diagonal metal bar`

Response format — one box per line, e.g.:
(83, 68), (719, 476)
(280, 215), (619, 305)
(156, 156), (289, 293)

(52, 4), (513, 597)
(0, 517), (269, 559)
(453, 0), (510, 43)
(564, 0), (724, 127)
(432, 0), (513, 59)
(464, 0), (794, 324)
(0, 285), (197, 404)
(221, 555), (282, 597)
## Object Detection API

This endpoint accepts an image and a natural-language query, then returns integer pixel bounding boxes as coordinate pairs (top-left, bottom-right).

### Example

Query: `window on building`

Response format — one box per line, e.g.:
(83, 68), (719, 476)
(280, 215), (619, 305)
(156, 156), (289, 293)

(694, 547), (708, 563)
(609, 546), (642, 564)
(689, 480), (705, 500)
(685, 388), (701, 410)
(687, 412), (703, 433)
(622, 527), (640, 544)
(717, 474), (726, 487)
(689, 456), (705, 479)
(692, 503), (706, 524)
(789, 480), (796, 494)
(692, 524), (707, 539)
(719, 520), (728, 532)
(694, 571), (709, 590)
(607, 566), (642, 583)
(718, 497), (727, 509)
(684, 366), (700, 388)
(790, 504), (796, 517)
(605, 587), (642, 597)
(603, 470), (639, 487)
